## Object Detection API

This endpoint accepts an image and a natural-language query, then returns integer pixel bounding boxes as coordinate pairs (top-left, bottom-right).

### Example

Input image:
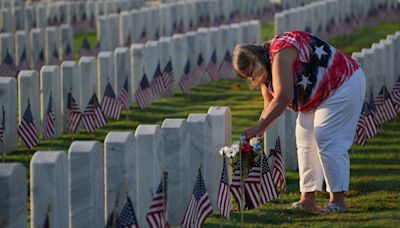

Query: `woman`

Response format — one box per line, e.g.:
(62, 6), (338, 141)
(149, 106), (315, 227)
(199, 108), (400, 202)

(233, 30), (366, 213)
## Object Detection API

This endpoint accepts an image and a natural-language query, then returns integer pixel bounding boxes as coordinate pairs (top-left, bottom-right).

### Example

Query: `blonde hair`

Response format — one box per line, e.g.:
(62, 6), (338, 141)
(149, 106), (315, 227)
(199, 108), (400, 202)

(232, 44), (271, 89)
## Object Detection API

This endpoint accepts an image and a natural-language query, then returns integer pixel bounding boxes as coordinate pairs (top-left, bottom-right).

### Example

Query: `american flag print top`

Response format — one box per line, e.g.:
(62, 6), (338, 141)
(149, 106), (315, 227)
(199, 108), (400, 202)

(268, 31), (360, 112)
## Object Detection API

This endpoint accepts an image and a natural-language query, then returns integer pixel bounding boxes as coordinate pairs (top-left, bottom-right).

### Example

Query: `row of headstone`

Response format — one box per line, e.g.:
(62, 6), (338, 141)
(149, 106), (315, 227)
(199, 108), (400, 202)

(97, 0), (270, 50)
(0, 0), (146, 32)
(0, 106), (232, 227)
(270, 0), (317, 10)
(0, 19), (260, 154)
(0, 24), (73, 71)
(352, 32), (400, 101)
(275, 0), (398, 35)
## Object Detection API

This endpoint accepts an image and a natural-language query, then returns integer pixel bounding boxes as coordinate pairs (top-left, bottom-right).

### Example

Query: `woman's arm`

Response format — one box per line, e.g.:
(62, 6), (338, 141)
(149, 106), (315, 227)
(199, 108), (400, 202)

(258, 83), (273, 122)
(244, 47), (297, 138)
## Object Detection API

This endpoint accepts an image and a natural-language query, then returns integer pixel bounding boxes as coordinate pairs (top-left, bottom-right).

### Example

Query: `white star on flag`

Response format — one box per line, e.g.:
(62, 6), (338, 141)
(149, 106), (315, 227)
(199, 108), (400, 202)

(315, 45), (327, 60)
(298, 74), (312, 90)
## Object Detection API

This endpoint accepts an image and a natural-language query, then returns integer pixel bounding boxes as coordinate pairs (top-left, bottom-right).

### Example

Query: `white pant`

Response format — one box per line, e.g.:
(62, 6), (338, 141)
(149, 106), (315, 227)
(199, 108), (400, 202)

(296, 68), (366, 193)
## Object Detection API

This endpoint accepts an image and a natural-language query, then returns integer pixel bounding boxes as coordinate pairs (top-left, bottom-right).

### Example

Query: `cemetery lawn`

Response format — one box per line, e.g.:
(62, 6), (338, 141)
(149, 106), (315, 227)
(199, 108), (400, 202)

(5, 20), (400, 227)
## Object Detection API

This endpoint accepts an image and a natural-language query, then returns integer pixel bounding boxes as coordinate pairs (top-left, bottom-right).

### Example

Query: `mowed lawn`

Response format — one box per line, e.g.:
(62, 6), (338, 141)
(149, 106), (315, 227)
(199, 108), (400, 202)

(3, 20), (400, 227)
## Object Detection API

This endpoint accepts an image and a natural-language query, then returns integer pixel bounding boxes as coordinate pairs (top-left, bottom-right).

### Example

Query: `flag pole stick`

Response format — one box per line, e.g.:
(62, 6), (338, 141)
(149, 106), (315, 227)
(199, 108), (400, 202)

(258, 149), (263, 217)
(163, 171), (167, 227)
(239, 141), (244, 228)
(1, 142), (5, 162)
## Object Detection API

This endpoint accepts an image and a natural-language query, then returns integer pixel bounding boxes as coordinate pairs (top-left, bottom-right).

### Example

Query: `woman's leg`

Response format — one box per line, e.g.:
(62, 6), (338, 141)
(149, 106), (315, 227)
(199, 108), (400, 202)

(295, 111), (324, 211)
(314, 69), (366, 210)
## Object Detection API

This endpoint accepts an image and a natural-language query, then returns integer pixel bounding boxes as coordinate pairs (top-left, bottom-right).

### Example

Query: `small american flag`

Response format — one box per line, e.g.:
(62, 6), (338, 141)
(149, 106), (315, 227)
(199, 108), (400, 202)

(80, 37), (92, 56)
(0, 51), (18, 77)
(207, 50), (218, 81)
(139, 30), (147, 43)
(375, 86), (397, 123)
(49, 48), (60, 65)
(42, 93), (56, 140)
(182, 169), (213, 228)
(354, 116), (367, 145)
(369, 93), (382, 125)
(135, 73), (152, 109)
(244, 156), (263, 209)
(219, 51), (235, 79)
(101, 82), (121, 120)
(230, 161), (244, 210)
(125, 34), (132, 47)
(63, 43), (74, 60)
(66, 92), (82, 133)
(217, 158), (231, 218)
(362, 101), (379, 139)
(179, 60), (191, 94)
(0, 106), (5, 144)
(271, 136), (286, 192)
(17, 49), (30, 71)
(82, 93), (106, 133)
(259, 153), (278, 205)
(116, 196), (139, 228)
(391, 76), (400, 113)
(191, 54), (206, 83)
(146, 173), (169, 228)
(151, 63), (165, 96)
(36, 49), (45, 70)
(118, 74), (130, 111)
(18, 102), (39, 149)
(161, 60), (175, 92)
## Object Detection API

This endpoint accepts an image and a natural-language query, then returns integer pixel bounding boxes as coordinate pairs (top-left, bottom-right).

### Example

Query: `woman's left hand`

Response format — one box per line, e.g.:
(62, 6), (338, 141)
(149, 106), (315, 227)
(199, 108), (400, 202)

(243, 126), (261, 140)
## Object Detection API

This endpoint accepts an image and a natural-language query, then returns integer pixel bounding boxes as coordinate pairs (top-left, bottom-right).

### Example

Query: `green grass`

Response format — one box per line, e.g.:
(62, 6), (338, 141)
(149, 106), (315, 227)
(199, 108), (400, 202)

(4, 18), (400, 227)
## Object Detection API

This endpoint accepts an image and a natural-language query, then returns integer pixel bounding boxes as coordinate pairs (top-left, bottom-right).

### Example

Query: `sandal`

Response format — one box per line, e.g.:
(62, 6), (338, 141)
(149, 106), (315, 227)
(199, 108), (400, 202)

(319, 202), (348, 213)
(290, 201), (304, 209)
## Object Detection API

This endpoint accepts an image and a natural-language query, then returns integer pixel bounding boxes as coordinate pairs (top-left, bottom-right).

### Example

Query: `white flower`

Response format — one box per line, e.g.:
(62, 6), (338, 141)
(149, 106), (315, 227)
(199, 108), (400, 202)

(219, 147), (224, 156)
(249, 137), (259, 147)
(231, 143), (239, 153)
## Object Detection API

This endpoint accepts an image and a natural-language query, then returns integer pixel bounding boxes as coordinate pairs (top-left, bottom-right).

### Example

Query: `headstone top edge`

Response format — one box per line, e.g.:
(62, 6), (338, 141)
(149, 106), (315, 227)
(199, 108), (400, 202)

(69, 141), (102, 153)
(31, 151), (67, 164)
(105, 132), (134, 142)
(135, 124), (160, 135)
(162, 118), (187, 128)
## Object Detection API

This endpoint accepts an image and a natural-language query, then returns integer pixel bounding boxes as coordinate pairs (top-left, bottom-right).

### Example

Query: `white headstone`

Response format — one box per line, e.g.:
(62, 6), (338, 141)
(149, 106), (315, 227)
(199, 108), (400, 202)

(207, 107), (232, 209)
(161, 119), (190, 226)
(130, 44), (145, 104)
(24, 5), (35, 31)
(61, 61), (81, 133)
(36, 4), (47, 29)
(18, 70), (40, 135)
(158, 37), (174, 74)
(120, 11), (132, 47)
(380, 39), (395, 90)
(45, 27), (60, 65)
(135, 125), (164, 227)
(0, 33), (15, 61)
(159, 4), (172, 37)
(279, 110), (298, 171)
(171, 34), (188, 92)
(104, 132), (137, 224)
(144, 41), (160, 84)
(108, 14), (120, 51)
(60, 24), (74, 61)
(130, 9), (144, 43)
(68, 141), (104, 228)
(0, 77), (17, 153)
(79, 56), (98, 110)
(97, 16), (110, 52)
(197, 28), (212, 84)
(30, 151), (69, 228)
(30, 28), (45, 69)
(97, 52), (115, 102)
(0, 163), (27, 228)
(0, 8), (13, 32)
(361, 48), (379, 98)
(185, 31), (198, 82)
(15, 31), (30, 69)
(187, 114), (217, 207)
(115, 47), (132, 105)
(40, 66), (63, 137)
(140, 7), (153, 40)
(371, 43), (386, 92)
(13, 7), (24, 31)
(59, 2), (68, 24)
